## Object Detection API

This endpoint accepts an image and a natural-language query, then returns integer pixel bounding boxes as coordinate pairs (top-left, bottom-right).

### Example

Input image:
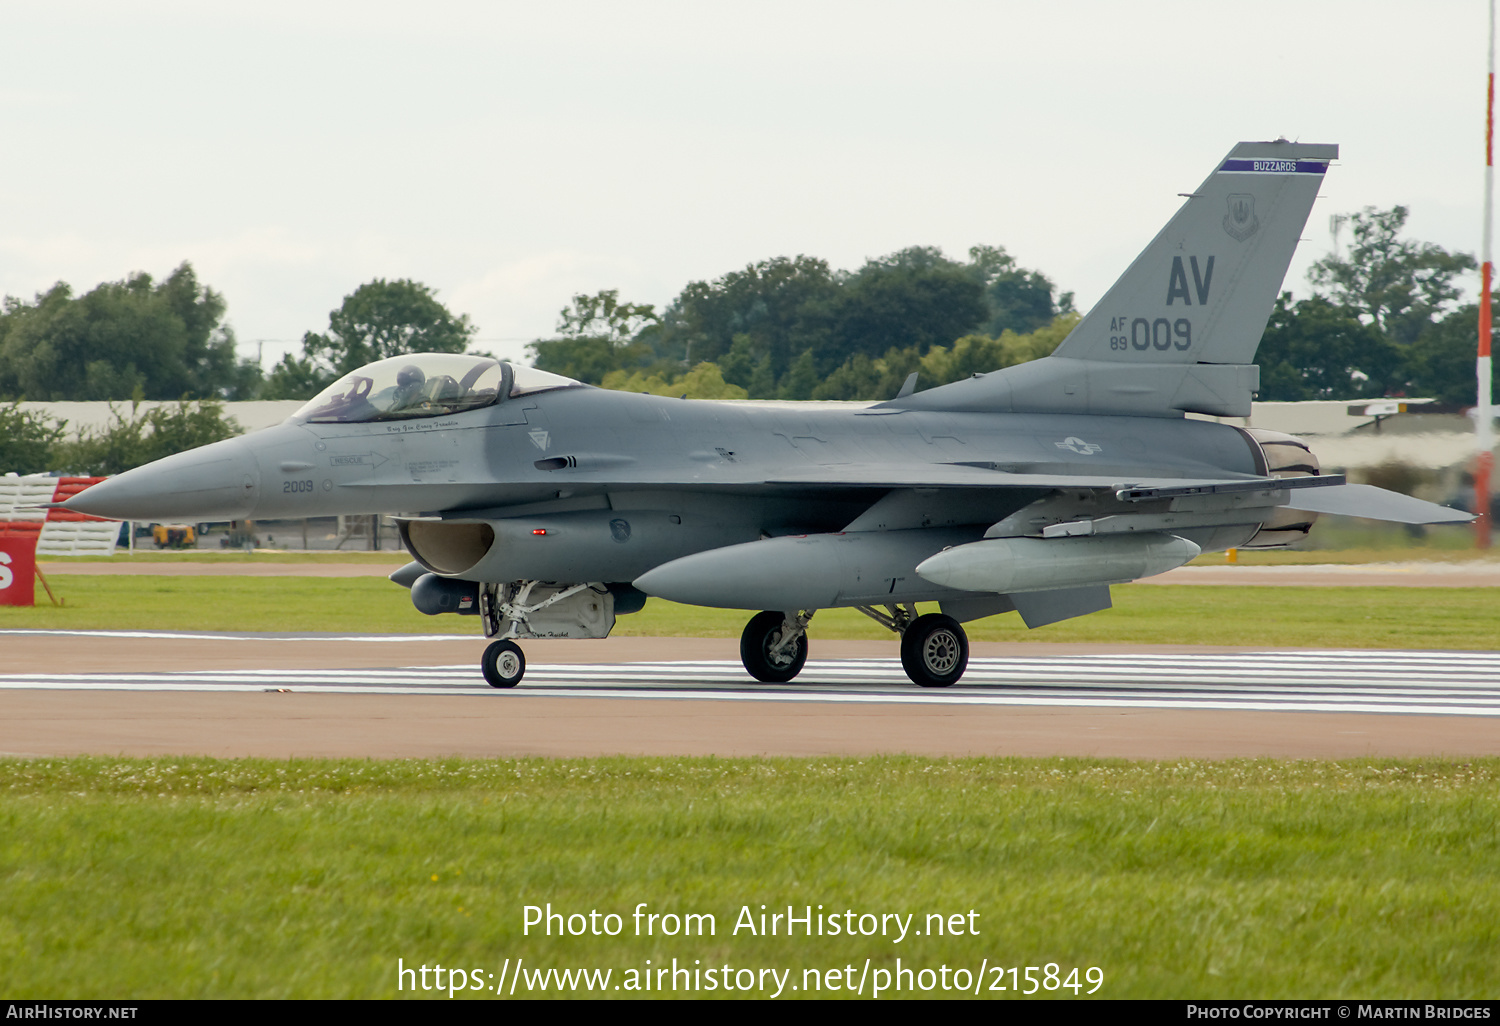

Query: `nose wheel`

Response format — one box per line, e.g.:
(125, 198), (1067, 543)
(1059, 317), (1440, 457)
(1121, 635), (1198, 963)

(481, 639), (526, 688)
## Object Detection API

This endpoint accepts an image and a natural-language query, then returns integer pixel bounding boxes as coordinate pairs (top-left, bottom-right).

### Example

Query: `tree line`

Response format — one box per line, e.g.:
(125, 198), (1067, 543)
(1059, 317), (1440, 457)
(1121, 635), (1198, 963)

(0, 206), (1490, 475)
(528, 244), (1074, 400)
(0, 274), (479, 475)
(1258, 206), (1487, 405)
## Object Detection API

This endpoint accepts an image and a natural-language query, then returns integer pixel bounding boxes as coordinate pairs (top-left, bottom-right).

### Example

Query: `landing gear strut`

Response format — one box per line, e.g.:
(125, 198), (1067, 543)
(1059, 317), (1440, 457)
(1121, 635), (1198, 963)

(475, 580), (612, 689)
(854, 604), (970, 687)
(740, 610), (813, 683)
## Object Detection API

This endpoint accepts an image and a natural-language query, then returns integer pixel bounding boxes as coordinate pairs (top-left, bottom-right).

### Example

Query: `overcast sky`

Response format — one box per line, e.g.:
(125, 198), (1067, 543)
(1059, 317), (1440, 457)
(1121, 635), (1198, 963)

(1, 1), (1490, 369)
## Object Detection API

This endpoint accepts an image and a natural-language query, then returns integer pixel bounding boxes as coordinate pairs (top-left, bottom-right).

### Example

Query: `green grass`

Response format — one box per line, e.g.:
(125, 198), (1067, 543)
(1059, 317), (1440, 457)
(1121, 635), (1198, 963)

(7, 576), (475, 634)
(1190, 546), (1500, 565)
(41, 550), (409, 564)
(3, 576), (1497, 649)
(1298, 519), (1488, 553)
(0, 756), (1495, 999)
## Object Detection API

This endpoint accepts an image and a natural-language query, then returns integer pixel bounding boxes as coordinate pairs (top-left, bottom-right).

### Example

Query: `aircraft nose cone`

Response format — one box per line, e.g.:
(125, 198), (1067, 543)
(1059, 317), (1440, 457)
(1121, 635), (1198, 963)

(64, 437), (261, 521)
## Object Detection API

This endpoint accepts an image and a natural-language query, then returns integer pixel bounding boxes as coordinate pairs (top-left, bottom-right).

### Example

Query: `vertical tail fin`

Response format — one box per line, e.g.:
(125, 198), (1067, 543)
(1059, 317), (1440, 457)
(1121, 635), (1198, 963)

(1054, 140), (1337, 368)
(890, 141), (1337, 418)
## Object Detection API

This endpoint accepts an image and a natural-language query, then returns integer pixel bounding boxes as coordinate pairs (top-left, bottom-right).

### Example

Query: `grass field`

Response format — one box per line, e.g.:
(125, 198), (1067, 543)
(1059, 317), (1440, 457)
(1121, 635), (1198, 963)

(1, 756), (1495, 999)
(3, 575), (1498, 649)
(38, 529), (1500, 568)
(1192, 546), (1500, 565)
(41, 550), (409, 565)
(6, 551), (1495, 1000)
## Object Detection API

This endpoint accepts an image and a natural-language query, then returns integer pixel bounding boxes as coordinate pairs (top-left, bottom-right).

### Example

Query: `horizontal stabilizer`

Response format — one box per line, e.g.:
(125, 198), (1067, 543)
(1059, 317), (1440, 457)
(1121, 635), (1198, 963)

(1285, 483), (1473, 525)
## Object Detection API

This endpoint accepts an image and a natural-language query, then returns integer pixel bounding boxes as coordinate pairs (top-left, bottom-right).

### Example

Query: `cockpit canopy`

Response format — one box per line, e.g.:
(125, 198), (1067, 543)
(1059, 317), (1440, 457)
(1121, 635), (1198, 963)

(292, 354), (582, 424)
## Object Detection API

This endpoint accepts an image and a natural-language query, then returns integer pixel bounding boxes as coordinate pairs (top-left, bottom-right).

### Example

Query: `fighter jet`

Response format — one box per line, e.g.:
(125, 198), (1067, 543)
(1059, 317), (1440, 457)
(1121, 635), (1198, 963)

(66, 140), (1471, 688)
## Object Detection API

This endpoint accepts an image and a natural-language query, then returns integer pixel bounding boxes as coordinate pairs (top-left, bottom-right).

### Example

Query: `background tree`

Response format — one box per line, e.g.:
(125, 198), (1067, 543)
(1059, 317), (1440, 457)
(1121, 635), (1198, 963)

(1254, 294), (1401, 401)
(824, 247), (989, 371)
(1252, 206), (1479, 401)
(1405, 300), (1500, 406)
(0, 402), (66, 474)
(0, 263), (258, 401)
(554, 289), (657, 341)
(529, 244), (1076, 401)
(256, 353), (330, 401)
(966, 244), (1075, 336)
(599, 361), (748, 400)
(1308, 206), (1477, 346)
(663, 255), (841, 387)
(528, 290), (661, 383)
(55, 400), (242, 476)
(261, 279), (477, 400)
(810, 314), (1080, 401)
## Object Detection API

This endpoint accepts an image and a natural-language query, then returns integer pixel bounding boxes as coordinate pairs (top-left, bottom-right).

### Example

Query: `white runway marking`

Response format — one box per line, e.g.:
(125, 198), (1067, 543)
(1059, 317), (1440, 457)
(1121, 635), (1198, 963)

(0, 629), (476, 642)
(5, 649), (1500, 716)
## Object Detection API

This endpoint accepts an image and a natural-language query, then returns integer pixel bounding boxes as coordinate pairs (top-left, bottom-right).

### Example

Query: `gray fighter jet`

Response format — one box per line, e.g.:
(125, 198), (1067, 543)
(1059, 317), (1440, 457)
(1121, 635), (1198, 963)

(66, 140), (1471, 688)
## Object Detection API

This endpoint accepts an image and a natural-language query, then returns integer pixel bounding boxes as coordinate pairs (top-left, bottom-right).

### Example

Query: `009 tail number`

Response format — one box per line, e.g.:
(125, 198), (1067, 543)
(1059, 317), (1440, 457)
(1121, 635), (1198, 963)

(1109, 317), (1191, 352)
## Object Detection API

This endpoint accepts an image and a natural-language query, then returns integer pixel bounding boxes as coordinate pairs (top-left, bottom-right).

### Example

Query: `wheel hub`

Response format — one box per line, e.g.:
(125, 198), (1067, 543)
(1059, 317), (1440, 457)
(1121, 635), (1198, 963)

(923, 631), (960, 674)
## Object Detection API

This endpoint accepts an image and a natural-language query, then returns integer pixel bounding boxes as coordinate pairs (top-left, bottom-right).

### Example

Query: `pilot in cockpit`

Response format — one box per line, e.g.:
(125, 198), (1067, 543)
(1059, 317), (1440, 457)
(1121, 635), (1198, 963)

(372, 364), (427, 414)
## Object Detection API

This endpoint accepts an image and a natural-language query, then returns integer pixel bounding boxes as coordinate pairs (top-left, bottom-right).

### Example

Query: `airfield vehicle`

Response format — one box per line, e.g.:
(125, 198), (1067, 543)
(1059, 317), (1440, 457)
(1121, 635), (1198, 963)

(64, 140), (1470, 688)
(150, 523), (196, 549)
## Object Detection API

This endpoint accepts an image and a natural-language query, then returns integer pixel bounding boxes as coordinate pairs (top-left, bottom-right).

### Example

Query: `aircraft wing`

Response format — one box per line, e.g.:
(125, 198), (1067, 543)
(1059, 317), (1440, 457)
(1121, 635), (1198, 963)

(767, 466), (1469, 527)
(763, 463), (1329, 493)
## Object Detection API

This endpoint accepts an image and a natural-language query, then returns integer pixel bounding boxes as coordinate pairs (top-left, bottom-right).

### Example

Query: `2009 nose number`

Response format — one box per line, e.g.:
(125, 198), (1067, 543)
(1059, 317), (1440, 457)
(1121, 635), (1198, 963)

(283, 479), (315, 494)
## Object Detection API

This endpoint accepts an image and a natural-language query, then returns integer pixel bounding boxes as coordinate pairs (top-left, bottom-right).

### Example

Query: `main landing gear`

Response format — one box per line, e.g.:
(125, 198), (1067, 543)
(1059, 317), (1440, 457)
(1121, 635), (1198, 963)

(898, 612), (969, 688)
(736, 605), (970, 687)
(740, 610), (813, 683)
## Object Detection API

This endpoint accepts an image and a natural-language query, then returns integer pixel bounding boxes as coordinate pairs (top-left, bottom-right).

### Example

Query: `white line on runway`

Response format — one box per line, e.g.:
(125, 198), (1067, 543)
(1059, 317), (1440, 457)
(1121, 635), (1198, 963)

(5, 651), (1500, 716)
(0, 629), (475, 642)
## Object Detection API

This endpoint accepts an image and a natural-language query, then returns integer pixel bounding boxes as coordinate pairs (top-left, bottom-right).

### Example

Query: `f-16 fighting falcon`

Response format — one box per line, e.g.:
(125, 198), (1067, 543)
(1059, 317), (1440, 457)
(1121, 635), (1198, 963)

(66, 141), (1472, 688)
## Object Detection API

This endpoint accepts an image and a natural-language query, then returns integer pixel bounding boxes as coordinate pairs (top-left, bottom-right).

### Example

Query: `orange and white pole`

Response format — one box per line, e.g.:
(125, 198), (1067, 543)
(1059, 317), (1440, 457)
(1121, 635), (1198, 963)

(1478, 0), (1495, 549)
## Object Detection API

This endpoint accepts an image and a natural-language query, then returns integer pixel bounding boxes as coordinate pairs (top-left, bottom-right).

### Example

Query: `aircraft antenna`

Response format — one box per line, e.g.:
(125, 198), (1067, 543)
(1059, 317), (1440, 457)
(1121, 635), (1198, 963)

(1478, 0), (1496, 549)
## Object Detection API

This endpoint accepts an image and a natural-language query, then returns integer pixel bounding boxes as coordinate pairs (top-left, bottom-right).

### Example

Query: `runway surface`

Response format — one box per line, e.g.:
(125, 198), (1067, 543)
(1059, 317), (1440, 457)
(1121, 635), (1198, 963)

(3, 630), (1499, 758)
(5, 644), (1500, 718)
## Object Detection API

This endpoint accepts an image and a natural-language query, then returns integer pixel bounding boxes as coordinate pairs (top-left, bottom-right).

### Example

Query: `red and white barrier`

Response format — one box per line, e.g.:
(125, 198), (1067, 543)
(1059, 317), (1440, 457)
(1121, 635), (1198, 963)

(0, 532), (38, 605)
(0, 475), (117, 556)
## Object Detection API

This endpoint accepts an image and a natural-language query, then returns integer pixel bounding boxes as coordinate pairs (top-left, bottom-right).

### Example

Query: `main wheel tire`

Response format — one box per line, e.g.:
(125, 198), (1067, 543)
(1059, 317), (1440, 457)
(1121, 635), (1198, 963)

(740, 610), (809, 683)
(481, 639), (526, 688)
(900, 613), (968, 687)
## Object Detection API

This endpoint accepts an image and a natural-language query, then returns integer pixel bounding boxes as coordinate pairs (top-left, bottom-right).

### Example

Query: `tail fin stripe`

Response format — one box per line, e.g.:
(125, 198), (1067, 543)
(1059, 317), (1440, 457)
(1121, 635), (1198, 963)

(1219, 159), (1330, 175)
